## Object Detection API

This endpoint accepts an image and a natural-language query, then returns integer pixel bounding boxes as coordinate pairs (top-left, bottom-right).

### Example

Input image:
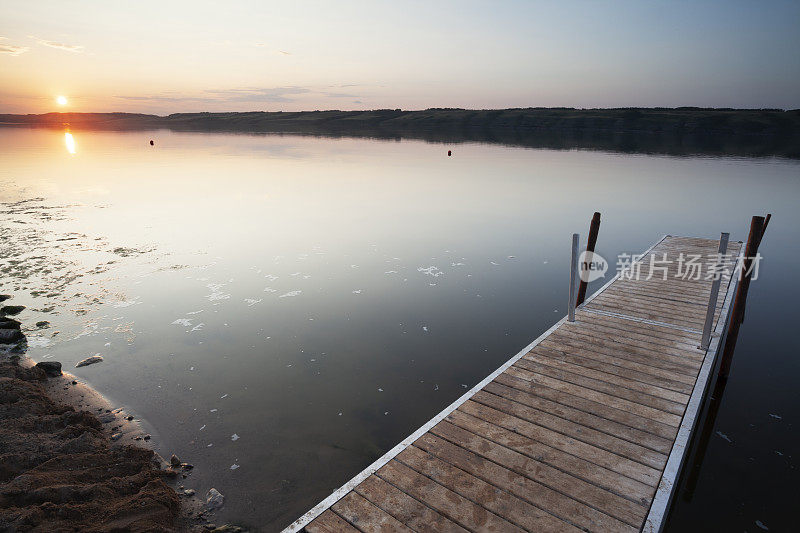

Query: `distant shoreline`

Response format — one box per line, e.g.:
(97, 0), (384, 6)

(2, 107), (799, 158)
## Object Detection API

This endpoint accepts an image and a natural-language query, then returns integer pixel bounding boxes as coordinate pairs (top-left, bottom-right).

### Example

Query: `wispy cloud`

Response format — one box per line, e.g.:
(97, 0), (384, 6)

(324, 92), (359, 98)
(253, 43), (292, 56)
(205, 86), (310, 103)
(0, 37), (28, 55)
(30, 36), (84, 53)
(115, 86), (313, 105)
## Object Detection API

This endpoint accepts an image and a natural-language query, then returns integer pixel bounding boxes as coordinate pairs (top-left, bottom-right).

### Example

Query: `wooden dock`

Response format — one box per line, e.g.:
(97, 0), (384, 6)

(285, 235), (743, 533)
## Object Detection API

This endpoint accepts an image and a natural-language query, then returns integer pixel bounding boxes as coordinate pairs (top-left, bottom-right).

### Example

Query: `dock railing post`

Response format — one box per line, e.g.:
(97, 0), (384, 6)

(699, 232), (729, 350)
(568, 233), (579, 322)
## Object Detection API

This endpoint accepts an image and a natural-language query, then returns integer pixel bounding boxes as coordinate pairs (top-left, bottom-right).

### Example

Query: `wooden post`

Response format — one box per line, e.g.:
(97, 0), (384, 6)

(740, 212), (770, 323)
(719, 216), (765, 379)
(699, 232), (729, 350)
(576, 212), (601, 307)
(568, 233), (579, 322)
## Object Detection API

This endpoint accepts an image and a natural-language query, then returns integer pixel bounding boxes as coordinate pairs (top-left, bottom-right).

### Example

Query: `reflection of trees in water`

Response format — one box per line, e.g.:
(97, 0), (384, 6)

(4, 108), (799, 158)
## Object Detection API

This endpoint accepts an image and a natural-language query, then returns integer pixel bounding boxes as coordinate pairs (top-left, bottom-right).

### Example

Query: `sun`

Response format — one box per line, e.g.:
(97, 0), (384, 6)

(56, 95), (68, 106)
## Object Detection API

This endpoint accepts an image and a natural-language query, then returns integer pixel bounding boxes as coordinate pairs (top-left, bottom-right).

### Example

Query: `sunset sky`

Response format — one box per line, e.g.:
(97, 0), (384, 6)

(1, 0), (799, 114)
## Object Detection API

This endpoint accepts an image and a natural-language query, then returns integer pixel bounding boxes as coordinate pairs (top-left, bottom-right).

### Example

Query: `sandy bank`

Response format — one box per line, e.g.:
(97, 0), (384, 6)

(0, 299), (240, 532)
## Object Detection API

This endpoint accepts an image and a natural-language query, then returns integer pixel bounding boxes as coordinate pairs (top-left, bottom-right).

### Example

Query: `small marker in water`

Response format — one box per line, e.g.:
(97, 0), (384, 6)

(447, 150), (452, 156)
(149, 140), (154, 146)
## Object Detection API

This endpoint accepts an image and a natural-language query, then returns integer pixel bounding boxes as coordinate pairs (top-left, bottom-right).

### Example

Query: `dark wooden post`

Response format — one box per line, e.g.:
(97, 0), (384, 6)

(740, 213), (770, 323)
(575, 212), (601, 306)
(719, 216), (765, 379)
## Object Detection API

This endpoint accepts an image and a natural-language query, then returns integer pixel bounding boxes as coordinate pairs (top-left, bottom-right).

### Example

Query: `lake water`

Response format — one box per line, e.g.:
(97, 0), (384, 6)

(1, 128), (797, 531)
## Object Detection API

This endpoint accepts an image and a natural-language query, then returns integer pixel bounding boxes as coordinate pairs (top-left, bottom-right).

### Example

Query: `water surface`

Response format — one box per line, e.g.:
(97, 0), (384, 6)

(1, 128), (797, 531)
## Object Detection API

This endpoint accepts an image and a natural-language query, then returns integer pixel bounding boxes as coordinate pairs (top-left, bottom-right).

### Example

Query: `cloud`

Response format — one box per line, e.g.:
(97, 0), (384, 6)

(324, 92), (359, 98)
(0, 37), (28, 55)
(115, 86), (313, 105)
(205, 86), (310, 103)
(30, 36), (84, 53)
(0, 44), (28, 55)
(278, 50), (291, 55)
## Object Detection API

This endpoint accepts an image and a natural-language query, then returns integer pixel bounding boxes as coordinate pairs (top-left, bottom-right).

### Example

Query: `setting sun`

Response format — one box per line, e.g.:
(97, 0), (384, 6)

(56, 95), (68, 106)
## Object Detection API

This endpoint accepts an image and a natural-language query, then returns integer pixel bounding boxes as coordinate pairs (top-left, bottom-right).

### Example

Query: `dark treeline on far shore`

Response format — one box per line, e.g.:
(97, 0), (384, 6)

(2, 107), (799, 158)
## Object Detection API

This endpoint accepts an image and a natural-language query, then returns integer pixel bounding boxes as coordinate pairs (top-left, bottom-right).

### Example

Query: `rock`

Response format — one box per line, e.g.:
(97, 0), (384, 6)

(111, 433), (123, 441)
(72, 380), (78, 384)
(170, 454), (181, 467)
(35, 321), (50, 329)
(76, 355), (104, 367)
(183, 489), (196, 497)
(0, 305), (25, 316)
(205, 488), (224, 510)
(0, 329), (23, 343)
(163, 467), (179, 477)
(126, 415), (134, 421)
(180, 463), (193, 469)
(143, 434), (151, 440)
(0, 318), (21, 329)
(0, 295), (11, 302)
(98, 413), (116, 423)
(35, 361), (62, 377)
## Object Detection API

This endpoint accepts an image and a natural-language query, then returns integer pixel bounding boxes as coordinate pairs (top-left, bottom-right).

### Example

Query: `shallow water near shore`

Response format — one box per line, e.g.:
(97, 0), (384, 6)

(1, 128), (798, 531)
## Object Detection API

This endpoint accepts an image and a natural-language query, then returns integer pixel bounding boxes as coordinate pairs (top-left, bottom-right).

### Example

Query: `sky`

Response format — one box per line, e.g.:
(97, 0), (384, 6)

(1, 0), (799, 114)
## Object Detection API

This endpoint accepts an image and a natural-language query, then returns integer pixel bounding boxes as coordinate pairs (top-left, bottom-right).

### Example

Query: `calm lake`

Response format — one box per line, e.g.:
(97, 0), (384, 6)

(1, 128), (797, 531)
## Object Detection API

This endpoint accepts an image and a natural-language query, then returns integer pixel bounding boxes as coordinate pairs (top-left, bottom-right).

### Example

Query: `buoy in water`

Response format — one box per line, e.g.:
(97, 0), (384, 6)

(447, 150), (452, 156)
(149, 140), (154, 146)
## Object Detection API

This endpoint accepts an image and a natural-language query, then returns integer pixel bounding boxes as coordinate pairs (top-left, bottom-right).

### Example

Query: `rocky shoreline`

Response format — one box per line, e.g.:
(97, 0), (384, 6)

(0, 296), (244, 532)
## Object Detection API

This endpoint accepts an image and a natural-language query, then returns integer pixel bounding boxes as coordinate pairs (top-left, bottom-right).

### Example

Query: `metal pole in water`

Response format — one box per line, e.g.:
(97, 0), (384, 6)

(699, 232), (729, 350)
(568, 233), (579, 322)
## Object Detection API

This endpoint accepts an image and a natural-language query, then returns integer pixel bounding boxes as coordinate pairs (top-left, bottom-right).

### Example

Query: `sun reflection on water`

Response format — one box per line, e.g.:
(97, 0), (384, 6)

(64, 131), (76, 154)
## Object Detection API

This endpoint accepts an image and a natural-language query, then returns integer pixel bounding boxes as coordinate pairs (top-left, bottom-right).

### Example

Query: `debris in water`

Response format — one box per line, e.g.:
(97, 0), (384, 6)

(231, 433), (239, 441)
(755, 520), (769, 530)
(230, 464), (239, 470)
(206, 488), (224, 510)
(716, 431), (732, 443)
(769, 414), (782, 419)
(76, 354), (103, 367)
(199, 425), (206, 431)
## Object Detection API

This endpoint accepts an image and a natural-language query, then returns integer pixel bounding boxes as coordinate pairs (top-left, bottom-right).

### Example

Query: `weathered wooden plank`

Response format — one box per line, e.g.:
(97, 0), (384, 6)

(354, 475), (469, 533)
(472, 389), (668, 469)
(542, 334), (701, 377)
(305, 510), (360, 533)
(332, 492), (415, 532)
(483, 381), (673, 453)
(376, 459), (524, 532)
(534, 341), (697, 387)
(531, 345), (694, 395)
(556, 326), (705, 362)
(429, 420), (649, 527)
(505, 366), (683, 427)
(526, 350), (691, 404)
(561, 320), (702, 359)
(460, 400), (663, 486)
(413, 432), (638, 533)
(398, 445), (583, 532)
(515, 358), (686, 415)
(446, 408), (656, 504)
(574, 310), (702, 345)
(494, 373), (678, 441)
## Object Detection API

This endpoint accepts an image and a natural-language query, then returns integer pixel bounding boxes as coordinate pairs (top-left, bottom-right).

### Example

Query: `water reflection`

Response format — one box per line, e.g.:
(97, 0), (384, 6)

(64, 131), (76, 154)
(0, 128), (798, 531)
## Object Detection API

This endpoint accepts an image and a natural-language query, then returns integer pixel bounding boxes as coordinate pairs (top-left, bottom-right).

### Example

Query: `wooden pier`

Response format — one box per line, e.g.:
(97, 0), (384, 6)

(285, 235), (743, 533)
